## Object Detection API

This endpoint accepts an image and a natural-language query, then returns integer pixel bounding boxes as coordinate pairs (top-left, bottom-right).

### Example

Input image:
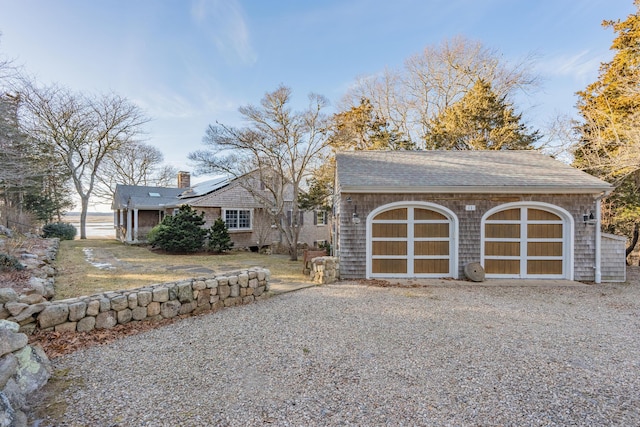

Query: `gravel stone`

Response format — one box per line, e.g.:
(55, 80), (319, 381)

(29, 281), (640, 426)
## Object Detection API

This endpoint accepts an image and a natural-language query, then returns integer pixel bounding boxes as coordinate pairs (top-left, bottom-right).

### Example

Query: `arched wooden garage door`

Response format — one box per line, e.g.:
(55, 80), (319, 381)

(482, 204), (572, 279)
(368, 203), (457, 278)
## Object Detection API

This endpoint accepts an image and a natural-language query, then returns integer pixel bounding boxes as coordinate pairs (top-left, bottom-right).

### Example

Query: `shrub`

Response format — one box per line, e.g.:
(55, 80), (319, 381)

(0, 253), (25, 272)
(148, 205), (207, 253)
(207, 218), (234, 253)
(42, 222), (77, 240)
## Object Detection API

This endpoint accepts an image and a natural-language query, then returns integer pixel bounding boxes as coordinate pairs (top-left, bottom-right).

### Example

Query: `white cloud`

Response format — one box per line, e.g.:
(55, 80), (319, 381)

(191, 0), (257, 65)
(537, 50), (605, 84)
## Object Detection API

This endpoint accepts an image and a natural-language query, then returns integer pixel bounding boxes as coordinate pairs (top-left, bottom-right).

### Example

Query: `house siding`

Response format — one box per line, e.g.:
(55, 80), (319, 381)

(601, 233), (626, 282)
(337, 193), (600, 281)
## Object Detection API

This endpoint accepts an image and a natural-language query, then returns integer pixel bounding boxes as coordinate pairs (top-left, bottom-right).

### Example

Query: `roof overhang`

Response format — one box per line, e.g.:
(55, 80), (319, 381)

(340, 185), (614, 195)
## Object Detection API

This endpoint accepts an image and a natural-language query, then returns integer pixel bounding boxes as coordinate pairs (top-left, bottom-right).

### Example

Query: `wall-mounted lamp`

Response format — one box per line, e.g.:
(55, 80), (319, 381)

(583, 211), (596, 225)
(346, 196), (352, 203)
(352, 203), (360, 224)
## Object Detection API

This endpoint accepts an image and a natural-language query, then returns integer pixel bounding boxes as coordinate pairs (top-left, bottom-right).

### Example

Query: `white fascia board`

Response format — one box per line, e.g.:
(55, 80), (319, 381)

(340, 186), (613, 194)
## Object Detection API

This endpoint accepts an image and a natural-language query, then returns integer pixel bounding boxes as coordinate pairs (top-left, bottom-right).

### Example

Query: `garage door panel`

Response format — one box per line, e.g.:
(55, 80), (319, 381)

(528, 224), (562, 238)
(528, 209), (560, 221)
(372, 259), (407, 274)
(527, 260), (563, 275)
(414, 241), (449, 256)
(414, 259), (449, 274)
(485, 259), (520, 275)
(485, 241), (520, 256)
(486, 224), (520, 239)
(372, 223), (407, 238)
(414, 223), (449, 238)
(527, 241), (562, 256)
(488, 208), (520, 221)
(375, 208), (407, 220)
(414, 209), (447, 220)
(372, 241), (407, 256)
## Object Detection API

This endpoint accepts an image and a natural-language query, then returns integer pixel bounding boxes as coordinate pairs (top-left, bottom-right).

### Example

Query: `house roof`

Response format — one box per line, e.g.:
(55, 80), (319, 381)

(177, 175), (231, 199)
(335, 150), (613, 194)
(112, 185), (184, 210)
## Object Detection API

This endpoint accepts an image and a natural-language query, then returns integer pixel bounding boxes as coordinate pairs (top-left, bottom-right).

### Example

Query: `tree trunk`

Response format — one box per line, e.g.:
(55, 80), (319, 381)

(626, 223), (639, 265)
(80, 196), (89, 239)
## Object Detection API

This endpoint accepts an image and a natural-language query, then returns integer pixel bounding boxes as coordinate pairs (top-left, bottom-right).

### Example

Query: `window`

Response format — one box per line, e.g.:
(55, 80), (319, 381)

(224, 209), (252, 230)
(149, 192), (161, 197)
(315, 210), (328, 226)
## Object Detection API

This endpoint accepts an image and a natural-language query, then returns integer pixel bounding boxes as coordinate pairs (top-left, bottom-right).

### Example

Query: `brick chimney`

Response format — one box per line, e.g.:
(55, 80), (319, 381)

(177, 171), (191, 188)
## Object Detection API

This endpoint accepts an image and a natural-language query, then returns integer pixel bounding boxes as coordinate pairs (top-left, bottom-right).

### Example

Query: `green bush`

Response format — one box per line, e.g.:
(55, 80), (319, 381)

(0, 253), (25, 272)
(207, 218), (234, 253)
(148, 205), (207, 253)
(42, 222), (77, 240)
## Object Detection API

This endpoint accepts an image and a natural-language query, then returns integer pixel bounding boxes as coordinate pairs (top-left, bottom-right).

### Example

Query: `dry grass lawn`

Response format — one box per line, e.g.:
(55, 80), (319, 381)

(54, 239), (308, 300)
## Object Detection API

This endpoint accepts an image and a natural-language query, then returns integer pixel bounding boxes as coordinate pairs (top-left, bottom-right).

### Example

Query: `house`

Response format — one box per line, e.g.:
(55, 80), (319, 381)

(112, 171), (331, 251)
(334, 150), (624, 283)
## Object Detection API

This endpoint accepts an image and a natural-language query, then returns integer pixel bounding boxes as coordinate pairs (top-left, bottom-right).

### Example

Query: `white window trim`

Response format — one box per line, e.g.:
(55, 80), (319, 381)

(222, 208), (253, 231)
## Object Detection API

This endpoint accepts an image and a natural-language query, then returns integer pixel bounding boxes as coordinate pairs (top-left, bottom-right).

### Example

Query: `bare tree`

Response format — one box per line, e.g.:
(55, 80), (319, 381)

(344, 36), (539, 148)
(92, 141), (177, 204)
(189, 85), (330, 260)
(20, 84), (149, 238)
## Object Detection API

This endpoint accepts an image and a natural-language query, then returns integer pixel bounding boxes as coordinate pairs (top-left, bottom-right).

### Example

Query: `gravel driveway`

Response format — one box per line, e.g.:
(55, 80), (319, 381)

(31, 280), (640, 426)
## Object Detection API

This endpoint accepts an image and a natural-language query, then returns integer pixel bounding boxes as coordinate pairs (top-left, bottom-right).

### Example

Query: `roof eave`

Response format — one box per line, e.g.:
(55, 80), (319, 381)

(339, 185), (614, 195)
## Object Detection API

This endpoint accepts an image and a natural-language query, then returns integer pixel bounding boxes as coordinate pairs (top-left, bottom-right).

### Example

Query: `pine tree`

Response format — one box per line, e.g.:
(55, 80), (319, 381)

(148, 205), (207, 253)
(428, 79), (540, 150)
(573, 2), (640, 257)
(207, 218), (233, 253)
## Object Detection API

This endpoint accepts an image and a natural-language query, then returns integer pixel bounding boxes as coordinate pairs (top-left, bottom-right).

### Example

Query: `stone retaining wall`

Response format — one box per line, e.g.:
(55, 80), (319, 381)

(0, 320), (52, 427)
(311, 256), (339, 284)
(7, 269), (270, 334)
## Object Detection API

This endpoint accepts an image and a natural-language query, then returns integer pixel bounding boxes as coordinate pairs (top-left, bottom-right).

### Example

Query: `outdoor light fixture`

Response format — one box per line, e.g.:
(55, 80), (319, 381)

(352, 204), (360, 224)
(583, 211), (596, 225)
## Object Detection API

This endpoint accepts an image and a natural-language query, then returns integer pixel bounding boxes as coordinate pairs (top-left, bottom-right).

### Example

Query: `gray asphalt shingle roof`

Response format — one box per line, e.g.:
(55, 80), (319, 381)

(112, 185), (184, 210)
(336, 150), (612, 194)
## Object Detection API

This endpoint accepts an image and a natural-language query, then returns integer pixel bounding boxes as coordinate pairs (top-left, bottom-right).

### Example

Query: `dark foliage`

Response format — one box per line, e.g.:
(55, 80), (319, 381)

(207, 217), (234, 253)
(148, 205), (207, 253)
(42, 222), (77, 240)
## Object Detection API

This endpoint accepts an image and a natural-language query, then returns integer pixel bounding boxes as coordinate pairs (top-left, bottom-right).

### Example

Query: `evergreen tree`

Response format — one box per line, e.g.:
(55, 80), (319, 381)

(207, 217), (233, 253)
(148, 205), (207, 253)
(573, 2), (640, 257)
(428, 79), (540, 150)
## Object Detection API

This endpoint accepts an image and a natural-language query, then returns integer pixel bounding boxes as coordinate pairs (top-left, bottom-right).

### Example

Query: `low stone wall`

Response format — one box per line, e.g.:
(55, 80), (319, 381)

(0, 320), (52, 427)
(310, 256), (339, 284)
(10, 269), (270, 334)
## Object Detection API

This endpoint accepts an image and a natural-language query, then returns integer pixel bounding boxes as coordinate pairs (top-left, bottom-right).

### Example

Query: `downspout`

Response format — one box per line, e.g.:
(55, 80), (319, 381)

(594, 190), (612, 284)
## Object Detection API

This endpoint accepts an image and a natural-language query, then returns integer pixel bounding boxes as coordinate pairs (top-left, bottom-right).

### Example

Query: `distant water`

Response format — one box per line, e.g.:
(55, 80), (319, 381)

(63, 213), (115, 239)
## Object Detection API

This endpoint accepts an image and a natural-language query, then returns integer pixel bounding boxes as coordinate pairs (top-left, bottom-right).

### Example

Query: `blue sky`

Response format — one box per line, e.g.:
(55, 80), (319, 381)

(0, 0), (635, 195)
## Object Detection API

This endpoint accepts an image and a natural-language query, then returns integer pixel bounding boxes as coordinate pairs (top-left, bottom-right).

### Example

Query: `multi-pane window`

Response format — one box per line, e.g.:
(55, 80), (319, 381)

(316, 210), (328, 225)
(224, 209), (252, 230)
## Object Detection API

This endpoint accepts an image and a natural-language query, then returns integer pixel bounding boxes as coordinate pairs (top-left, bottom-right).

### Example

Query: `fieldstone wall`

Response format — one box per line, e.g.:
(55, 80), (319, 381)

(311, 257), (339, 284)
(0, 320), (52, 427)
(6, 268), (270, 334)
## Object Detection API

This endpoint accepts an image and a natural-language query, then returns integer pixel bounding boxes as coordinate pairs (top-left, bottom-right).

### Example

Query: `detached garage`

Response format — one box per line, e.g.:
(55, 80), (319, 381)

(335, 150), (621, 283)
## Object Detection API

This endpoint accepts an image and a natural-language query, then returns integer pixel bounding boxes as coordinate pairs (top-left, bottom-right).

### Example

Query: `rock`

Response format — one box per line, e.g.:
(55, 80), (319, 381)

(178, 301), (196, 315)
(0, 329), (28, 358)
(0, 320), (19, 333)
(110, 295), (128, 311)
(127, 293), (138, 309)
(68, 302), (87, 322)
(176, 282), (194, 303)
(192, 280), (206, 291)
(117, 309), (132, 324)
(228, 276), (238, 286)
(248, 278), (259, 289)
(0, 224), (13, 237)
(14, 344), (52, 395)
(0, 305), (8, 320)
(238, 274), (249, 287)
(4, 303), (28, 317)
(137, 291), (152, 307)
(131, 306), (147, 321)
(0, 289), (18, 305)
(17, 294), (45, 305)
(230, 284), (240, 298)
(37, 305), (69, 329)
(153, 287), (169, 303)
(0, 353), (18, 389)
(464, 262), (486, 282)
(205, 279), (218, 288)
(10, 303), (48, 323)
(218, 285), (231, 299)
(99, 298), (111, 313)
(86, 300), (100, 316)
(160, 300), (181, 318)
(95, 311), (117, 329)
(76, 316), (96, 332)
(147, 302), (161, 317)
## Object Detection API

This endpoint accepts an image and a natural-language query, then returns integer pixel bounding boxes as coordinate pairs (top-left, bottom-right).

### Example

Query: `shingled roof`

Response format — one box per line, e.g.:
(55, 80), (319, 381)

(336, 150), (613, 194)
